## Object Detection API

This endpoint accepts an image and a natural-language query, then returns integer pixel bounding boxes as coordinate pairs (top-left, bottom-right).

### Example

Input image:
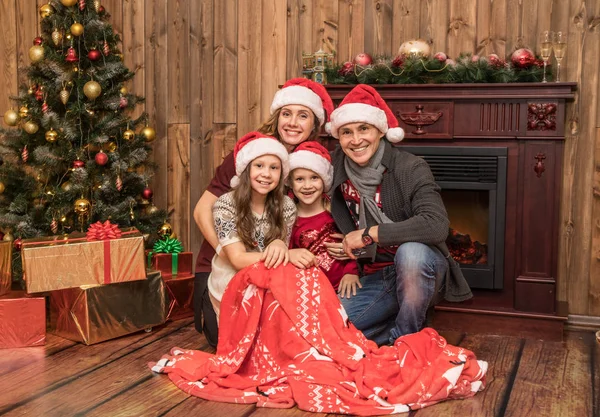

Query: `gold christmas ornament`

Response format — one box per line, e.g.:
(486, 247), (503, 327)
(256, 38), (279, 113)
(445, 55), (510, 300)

(122, 129), (135, 141)
(119, 86), (128, 95)
(28, 87), (34, 95)
(83, 80), (101, 100)
(3, 231), (13, 242)
(29, 45), (45, 63)
(45, 128), (58, 143)
(0, 182), (5, 194)
(74, 197), (91, 215)
(147, 206), (160, 216)
(39, 4), (54, 18)
(158, 222), (173, 238)
(398, 39), (432, 59)
(107, 141), (117, 152)
(3, 109), (19, 126)
(70, 22), (84, 36)
(60, 181), (72, 192)
(18, 106), (29, 118)
(141, 126), (156, 142)
(61, 0), (78, 7)
(51, 28), (63, 46)
(23, 121), (39, 134)
(59, 88), (70, 105)
(93, 0), (101, 12)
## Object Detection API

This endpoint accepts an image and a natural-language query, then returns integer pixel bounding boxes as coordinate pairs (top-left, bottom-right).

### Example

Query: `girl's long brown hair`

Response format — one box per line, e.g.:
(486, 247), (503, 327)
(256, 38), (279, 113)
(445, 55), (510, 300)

(233, 162), (287, 249)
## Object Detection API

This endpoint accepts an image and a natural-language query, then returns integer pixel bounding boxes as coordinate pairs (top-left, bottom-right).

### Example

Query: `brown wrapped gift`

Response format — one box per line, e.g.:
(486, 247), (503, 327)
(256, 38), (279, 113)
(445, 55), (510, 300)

(49, 270), (167, 345)
(148, 251), (193, 279)
(22, 229), (146, 294)
(164, 275), (194, 321)
(0, 291), (45, 348)
(0, 241), (11, 296)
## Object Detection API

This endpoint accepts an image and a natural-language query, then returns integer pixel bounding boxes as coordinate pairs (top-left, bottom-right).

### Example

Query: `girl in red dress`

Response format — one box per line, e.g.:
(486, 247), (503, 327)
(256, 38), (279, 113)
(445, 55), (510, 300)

(287, 142), (361, 298)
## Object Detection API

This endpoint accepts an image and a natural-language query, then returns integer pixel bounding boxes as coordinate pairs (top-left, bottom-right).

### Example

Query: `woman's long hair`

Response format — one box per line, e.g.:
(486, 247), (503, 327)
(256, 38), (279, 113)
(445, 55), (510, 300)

(257, 108), (321, 144)
(232, 162), (287, 250)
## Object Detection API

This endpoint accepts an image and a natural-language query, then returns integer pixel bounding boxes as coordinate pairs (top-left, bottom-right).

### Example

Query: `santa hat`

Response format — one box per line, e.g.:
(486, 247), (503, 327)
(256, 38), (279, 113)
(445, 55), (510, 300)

(230, 131), (290, 188)
(328, 84), (405, 143)
(289, 142), (334, 192)
(270, 78), (334, 128)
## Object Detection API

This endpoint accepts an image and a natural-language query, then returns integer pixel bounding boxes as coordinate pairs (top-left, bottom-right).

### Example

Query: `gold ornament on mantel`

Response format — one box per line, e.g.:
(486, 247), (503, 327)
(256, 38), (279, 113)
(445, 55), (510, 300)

(39, 3), (54, 19)
(61, 0), (78, 7)
(158, 222), (173, 239)
(3, 109), (19, 126)
(83, 80), (102, 100)
(398, 39), (432, 59)
(29, 45), (45, 63)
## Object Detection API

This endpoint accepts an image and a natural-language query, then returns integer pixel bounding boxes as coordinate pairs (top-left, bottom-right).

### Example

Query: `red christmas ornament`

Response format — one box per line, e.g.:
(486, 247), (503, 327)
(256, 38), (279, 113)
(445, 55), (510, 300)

(141, 187), (153, 200)
(98, 5), (105, 14)
(14, 238), (23, 251)
(42, 101), (49, 113)
(33, 37), (43, 46)
(51, 219), (59, 234)
(22, 146), (29, 163)
(391, 55), (404, 68)
(72, 159), (85, 169)
(65, 47), (78, 62)
(511, 48), (536, 69)
(338, 61), (354, 76)
(116, 175), (123, 191)
(119, 96), (128, 109)
(353, 52), (372, 66)
(35, 89), (44, 101)
(88, 49), (101, 61)
(79, 0), (85, 10)
(95, 151), (108, 166)
(103, 41), (110, 56)
(433, 52), (447, 62)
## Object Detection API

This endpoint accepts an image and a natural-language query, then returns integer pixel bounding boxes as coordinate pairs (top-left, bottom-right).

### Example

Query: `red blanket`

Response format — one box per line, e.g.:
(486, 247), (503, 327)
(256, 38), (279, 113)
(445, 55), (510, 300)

(150, 263), (487, 415)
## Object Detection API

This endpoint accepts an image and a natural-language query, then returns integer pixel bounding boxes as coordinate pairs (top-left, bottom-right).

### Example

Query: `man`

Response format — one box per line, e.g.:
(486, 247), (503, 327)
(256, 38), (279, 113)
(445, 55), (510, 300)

(324, 84), (472, 345)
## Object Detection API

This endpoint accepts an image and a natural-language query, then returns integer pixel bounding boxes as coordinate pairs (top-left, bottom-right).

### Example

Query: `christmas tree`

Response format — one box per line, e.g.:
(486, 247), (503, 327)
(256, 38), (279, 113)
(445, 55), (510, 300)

(0, 0), (167, 284)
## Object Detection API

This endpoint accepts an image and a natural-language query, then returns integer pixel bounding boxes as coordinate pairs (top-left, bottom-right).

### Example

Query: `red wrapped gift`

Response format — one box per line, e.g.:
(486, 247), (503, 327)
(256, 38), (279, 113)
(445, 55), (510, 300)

(148, 252), (194, 279)
(0, 291), (45, 348)
(164, 275), (194, 321)
(0, 241), (11, 296)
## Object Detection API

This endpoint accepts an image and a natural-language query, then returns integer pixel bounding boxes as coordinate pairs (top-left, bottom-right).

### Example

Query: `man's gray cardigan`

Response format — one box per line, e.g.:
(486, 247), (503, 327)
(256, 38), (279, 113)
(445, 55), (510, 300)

(328, 139), (473, 302)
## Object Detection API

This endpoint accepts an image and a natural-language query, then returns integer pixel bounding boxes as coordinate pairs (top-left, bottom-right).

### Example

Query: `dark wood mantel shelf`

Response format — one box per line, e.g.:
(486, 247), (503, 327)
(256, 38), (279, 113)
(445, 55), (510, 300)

(325, 83), (577, 339)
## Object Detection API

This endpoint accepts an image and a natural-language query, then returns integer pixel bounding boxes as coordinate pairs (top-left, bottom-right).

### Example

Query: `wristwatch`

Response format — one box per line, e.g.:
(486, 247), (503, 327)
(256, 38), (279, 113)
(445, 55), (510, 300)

(361, 226), (374, 246)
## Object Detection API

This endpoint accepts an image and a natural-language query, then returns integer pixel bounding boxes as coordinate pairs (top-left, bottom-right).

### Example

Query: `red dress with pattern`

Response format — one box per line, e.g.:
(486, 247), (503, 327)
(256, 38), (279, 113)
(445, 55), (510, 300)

(150, 263), (487, 415)
(289, 210), (359, 290)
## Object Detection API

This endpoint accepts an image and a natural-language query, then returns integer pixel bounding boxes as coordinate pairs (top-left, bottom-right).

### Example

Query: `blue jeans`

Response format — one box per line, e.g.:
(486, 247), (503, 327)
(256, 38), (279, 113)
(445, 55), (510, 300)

(339, 242), (448, 345)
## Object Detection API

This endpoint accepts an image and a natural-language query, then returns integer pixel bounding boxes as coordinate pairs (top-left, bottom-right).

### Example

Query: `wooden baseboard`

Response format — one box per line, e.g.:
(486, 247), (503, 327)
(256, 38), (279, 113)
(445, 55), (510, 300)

(566, 314), (600, 331)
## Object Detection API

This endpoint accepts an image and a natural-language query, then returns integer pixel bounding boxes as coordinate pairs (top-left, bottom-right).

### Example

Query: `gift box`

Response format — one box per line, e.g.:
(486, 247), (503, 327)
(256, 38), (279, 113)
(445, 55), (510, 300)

(21, 223), (146, 294)
(0, 241), (11, 296)
(48, 270), (167, 345)
(0, 291), (45, 348)
(146, 237), (193, 279)
(164, 274), (194, 321)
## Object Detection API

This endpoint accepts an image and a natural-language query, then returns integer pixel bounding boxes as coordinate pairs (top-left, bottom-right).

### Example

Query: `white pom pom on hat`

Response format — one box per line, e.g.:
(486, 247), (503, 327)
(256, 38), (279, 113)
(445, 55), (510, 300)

(328, 84), (405, 143)
(229, 131), (290, 188)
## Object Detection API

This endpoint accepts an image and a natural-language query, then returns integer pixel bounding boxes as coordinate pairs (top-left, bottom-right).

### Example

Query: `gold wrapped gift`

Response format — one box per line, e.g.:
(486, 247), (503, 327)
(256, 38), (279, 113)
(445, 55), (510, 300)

(0, 241), (11, 296)
(21, 229), (146, 293)
(49, 270), (167, 345)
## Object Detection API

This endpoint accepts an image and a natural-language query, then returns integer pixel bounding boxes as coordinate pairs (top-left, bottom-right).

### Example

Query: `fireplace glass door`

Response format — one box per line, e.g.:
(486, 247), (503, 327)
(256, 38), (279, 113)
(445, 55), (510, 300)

(400, 146), (507, 289)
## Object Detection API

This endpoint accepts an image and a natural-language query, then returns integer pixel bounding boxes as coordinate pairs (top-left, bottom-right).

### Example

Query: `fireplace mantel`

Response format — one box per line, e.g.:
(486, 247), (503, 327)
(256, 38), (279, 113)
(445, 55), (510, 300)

(325, 83), (577, 336)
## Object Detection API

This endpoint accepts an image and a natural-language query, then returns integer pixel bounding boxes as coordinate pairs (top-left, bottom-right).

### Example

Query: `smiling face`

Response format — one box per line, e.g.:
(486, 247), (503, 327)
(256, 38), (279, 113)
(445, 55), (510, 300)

(338, 122), (384, 166)
(290, 168), (324, 209)
(249, 155), (282, 198)
(277, 104), (316, 151)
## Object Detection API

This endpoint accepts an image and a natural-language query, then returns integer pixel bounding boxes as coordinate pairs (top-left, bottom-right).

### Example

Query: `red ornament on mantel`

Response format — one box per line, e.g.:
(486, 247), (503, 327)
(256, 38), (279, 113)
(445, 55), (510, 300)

(511, 48), (536, 69)
(353, 52), (372, 66)
(141, 187), (153, 200)
(88, 49), (101, 61)
(95, 151), (108, 166)
(339, 61), (354, 76)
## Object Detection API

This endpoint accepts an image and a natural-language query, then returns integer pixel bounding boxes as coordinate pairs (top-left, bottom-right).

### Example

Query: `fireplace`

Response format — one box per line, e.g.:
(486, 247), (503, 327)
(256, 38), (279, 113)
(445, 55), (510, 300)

(399, 146), (507, 289)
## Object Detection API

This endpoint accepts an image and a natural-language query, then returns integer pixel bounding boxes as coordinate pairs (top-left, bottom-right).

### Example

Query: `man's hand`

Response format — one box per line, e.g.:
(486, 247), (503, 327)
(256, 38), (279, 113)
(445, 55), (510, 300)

(289, 248), (317, 269)
(338, 274), (362, 298)
(342, 229), (366, 260)
(261, 239), (289, 268)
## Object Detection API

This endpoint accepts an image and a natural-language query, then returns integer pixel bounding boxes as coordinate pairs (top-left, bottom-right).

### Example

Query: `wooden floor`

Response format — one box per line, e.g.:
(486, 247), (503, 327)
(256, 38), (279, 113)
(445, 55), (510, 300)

(0, 318), (598, 417)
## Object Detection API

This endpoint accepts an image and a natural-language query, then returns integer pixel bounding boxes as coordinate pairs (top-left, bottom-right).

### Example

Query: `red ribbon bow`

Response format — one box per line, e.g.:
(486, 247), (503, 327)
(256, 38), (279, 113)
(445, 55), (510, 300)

(86, 220), (123, 241)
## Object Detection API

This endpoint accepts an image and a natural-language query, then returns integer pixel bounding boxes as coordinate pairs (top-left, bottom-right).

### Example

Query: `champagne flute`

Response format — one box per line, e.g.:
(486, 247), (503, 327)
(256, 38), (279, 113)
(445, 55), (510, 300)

(539, 31), (553, 83)
(552, 31), (567, 82)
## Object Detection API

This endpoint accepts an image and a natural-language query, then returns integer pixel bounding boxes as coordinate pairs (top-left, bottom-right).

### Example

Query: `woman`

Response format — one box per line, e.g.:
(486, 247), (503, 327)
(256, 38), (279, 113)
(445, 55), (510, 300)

(193, 78), (334, 346)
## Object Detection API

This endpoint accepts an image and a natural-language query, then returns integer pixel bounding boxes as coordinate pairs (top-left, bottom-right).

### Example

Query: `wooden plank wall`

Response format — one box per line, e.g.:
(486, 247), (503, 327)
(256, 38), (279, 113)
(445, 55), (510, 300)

(0, 0), (599, 317)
